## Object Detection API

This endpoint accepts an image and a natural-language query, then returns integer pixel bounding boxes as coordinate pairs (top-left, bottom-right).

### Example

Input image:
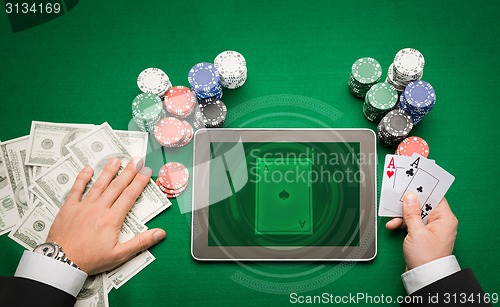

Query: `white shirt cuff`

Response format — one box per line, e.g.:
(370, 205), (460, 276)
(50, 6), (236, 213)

(14, 250), (88, 297)
(401, 255), (461, 295)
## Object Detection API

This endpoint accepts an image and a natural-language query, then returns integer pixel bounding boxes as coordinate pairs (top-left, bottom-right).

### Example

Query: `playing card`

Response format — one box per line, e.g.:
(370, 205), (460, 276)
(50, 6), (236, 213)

(255, 157), (312, 235)
(399, 154), (455, 224)
(378, 154), (413, 216)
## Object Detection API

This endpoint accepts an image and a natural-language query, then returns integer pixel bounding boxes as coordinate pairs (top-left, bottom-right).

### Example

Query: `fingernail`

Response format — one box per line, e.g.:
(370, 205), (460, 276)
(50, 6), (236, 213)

(154, 230), (166, 242)
(82, 165), (93, 173)
(109, 157), (120, 167)
(139, 166), (152, 176)
(132, 156), (143, 171)
(404, 193), (418, 206)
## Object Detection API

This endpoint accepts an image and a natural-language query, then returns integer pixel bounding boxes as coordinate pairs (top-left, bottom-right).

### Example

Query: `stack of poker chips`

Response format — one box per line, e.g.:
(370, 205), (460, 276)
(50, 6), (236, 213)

(156, 162), (189, 199)
(395, 136), (429, 158)
(188, 62), (223, 100)
(362, 82), (398, 123)
(131, 92), (165, 132)
(164, 86), (197, 118)
(137, 68), (172, 98)
(348, 57), (382, 98)
(214, 50), (248, 89)
(399, 80), (436, 125)
(377, 109), (414, 148)
(386, 48), (425, 92)
(153, 117), (193, 148)
(194, 97), (227, 129)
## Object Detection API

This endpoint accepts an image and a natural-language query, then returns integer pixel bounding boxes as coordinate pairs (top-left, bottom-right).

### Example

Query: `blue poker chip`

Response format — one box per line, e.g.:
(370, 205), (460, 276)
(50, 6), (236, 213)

(403, 80), (436, 109)
(188, 62), (221, 91)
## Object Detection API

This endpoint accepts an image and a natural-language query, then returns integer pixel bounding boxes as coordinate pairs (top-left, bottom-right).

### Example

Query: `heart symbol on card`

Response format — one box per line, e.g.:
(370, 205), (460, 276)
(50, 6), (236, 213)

(386, 171), (394, 178)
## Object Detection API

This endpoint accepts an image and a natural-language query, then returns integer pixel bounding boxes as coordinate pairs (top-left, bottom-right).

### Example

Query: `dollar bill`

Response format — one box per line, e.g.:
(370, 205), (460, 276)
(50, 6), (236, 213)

(115, 130), (149, 161)
(8, 199), (58, 250)
(0, 140), (17, 235)
(0, 189), (16, 236)
(30, 155), (87, 209)
(25, 121), (95, 167)
(75, 273), (109, 307)
(0, 136), (30, 219)
(65, 122), (171, 223)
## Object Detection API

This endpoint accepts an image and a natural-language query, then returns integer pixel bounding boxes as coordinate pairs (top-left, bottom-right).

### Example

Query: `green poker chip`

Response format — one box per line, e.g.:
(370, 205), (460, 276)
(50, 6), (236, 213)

(132, 92), (163, 122)
(366, 82), (398, 110)
(351, 57), (382, 85)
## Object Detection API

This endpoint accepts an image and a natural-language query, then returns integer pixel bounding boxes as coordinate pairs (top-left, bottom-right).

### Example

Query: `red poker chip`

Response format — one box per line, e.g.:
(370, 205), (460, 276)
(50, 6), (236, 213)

(175, 120), (194, 147)
(164, 86), (197, 118)
(154, 117), (185, 147)
(156, 178), (188, 194)
(157, 162), (189, 190)
(396, 136), (429, 157)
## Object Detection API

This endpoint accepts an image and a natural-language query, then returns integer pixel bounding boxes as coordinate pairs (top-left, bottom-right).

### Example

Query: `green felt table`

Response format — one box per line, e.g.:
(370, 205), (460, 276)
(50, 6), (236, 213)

(1, 0), (499, 306)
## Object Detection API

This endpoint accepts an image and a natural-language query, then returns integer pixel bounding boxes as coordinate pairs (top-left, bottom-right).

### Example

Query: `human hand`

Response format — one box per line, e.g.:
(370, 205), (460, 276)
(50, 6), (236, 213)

(385, 193), (458, 270)
(46, 157), (166, 275)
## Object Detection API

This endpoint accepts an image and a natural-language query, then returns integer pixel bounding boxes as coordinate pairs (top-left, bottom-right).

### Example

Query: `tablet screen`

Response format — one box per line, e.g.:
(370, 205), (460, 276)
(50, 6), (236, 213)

(207, 142), (360, 248)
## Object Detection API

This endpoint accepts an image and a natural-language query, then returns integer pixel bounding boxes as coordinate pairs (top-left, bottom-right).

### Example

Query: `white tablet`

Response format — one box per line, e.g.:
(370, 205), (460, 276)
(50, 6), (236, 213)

(191, 129), (377, 261)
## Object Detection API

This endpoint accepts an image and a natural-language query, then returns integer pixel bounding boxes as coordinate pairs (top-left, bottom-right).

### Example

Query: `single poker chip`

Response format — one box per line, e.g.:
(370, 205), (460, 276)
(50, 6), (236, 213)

(393, 48), (425, 77)
(195, 98), (227, 128)
(396, 136), (429, 157)
(382, 109), (414, 137)
(157, 162), (189, 190)
(137, 68), (171, 95)
(403, 80), (436, 109)
(164, 88), (197, 118)
(132, 92), (163, 122)
(154, 117), (185, 147)
(366, 82), (398, 111)
(351, 57), (382, 85)
(188, 62), (220, 91)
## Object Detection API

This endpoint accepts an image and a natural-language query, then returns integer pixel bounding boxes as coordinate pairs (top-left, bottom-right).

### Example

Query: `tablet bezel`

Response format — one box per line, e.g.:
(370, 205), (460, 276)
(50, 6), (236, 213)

(191, 128), (377, 261)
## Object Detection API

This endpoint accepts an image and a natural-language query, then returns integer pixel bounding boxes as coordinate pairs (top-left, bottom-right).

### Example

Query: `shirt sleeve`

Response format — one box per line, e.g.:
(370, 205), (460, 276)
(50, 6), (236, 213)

(14, 250), (88, 297)
(401, 255), (461, 295)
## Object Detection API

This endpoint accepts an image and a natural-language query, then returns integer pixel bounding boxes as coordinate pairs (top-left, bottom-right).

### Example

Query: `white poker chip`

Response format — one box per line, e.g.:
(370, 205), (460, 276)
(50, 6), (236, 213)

(137, 68), (171, 95)
(214, 50), (247, 89)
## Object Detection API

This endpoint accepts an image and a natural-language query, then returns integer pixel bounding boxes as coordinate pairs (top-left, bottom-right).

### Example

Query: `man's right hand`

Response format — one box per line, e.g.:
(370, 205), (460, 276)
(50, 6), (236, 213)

(386, 193), (458, 271)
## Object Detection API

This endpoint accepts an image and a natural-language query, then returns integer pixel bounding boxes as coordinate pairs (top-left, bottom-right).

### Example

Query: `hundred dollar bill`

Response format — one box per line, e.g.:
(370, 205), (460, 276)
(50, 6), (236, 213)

(0, 141), (17, 235)
(75, 273), (109, 307)
(115, 130), (149, 161)
(30, 155), (88, 209)
(8, 199), (58, 250)
(66, 122), (171, 223)
(25, 121), (94, 167)
(107, 213), (154, 289)
(0, 136), (30, 219)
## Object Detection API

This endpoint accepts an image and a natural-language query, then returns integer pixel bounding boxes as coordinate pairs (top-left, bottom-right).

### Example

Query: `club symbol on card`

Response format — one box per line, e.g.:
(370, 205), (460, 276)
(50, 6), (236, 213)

(417, 186), (423, 193)
(386, 170), (394, 178)
(425, 204), (432, 211)
(279, 190), (290, 200)
(406, 168), (414, 177)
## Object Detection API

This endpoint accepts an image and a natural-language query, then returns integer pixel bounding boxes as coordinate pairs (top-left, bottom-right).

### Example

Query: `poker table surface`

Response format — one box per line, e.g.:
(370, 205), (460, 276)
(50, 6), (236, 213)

(1, 0), (499, 305)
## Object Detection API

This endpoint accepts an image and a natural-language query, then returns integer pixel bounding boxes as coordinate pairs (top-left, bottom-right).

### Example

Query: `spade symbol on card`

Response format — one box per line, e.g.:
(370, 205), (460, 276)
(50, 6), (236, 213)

(406, 168), (414, 177)
(279, 190), (290, 200)
(299, 220), (306, 228)
(263, 165), (269, 172)
(417, 186), (423, 193)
